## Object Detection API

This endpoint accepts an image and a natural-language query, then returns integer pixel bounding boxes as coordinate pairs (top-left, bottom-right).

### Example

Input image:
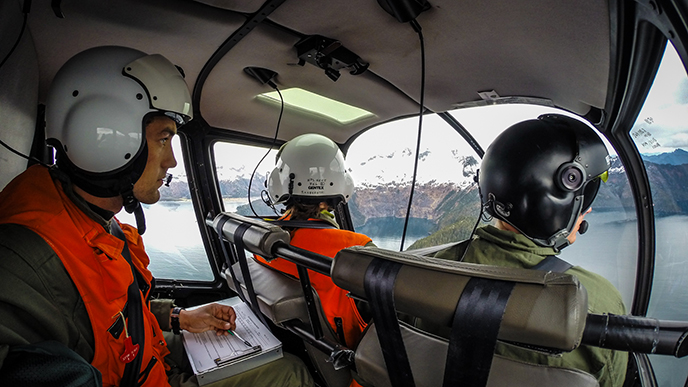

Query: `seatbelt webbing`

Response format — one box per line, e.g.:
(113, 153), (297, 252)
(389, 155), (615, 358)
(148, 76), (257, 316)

(110, 222), (145, 387)
(443, 278), (515, 387)
(363, 258), (416, 387)
(215, 217), (248, 307)
(233, 223), (269, 327)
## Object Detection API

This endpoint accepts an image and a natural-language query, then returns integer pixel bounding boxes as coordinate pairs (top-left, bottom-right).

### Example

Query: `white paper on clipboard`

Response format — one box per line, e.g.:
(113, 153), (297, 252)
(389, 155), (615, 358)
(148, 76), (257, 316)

(181, 298), (282, 384)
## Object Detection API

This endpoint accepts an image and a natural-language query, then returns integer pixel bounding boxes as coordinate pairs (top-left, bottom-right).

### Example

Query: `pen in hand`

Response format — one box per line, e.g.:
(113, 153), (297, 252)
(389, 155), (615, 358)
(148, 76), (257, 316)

(228, 329), (253, 347)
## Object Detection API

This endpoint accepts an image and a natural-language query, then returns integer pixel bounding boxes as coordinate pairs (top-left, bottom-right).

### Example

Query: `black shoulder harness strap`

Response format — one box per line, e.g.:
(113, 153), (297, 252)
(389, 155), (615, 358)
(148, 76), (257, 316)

(362, 255), (517, 387)
(215, 216), (247, 305)
(110, 221), (145, 387)
(214, 218), (269, 328)
(441, 255), (572, 386)
(363, 258), (416, 387)
(443, 277), (515, 387)
(359, 246), (573, 387)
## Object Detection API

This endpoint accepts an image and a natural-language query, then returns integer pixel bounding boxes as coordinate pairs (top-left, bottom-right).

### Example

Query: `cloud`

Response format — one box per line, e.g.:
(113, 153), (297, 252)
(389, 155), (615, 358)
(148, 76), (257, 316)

(663, 132), (688, 148)
(675, 78), (688, 105)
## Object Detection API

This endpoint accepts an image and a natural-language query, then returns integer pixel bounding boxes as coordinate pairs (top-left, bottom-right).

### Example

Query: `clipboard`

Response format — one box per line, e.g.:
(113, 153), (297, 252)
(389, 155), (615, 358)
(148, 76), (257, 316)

(181, 298), (283, 386)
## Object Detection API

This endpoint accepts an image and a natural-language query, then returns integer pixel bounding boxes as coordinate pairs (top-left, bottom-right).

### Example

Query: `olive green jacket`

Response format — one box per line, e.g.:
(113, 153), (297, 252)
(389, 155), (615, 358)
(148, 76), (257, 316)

(431, 225), (628, 387)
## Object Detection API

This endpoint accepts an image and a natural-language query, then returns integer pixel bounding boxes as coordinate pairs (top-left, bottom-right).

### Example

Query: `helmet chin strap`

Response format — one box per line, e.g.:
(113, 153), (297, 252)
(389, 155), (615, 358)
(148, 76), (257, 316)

(121, 187), (146, 235)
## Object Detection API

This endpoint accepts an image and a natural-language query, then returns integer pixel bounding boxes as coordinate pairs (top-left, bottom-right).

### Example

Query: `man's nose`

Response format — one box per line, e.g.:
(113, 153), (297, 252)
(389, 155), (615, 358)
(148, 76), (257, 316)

(164, 148), (178, 169)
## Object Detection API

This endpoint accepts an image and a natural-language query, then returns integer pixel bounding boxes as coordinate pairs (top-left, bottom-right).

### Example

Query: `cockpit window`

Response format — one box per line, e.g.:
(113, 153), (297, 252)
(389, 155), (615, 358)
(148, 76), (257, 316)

(634, 43), (688, 386)
(348, 103), (638, 309)
(117, 135), (213, 281)
(346, 114), (482, 251)
(212, 141), (279, 216)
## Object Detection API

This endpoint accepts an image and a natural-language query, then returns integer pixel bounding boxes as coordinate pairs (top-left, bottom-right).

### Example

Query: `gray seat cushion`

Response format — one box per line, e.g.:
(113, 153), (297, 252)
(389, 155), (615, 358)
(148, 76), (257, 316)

(355, 323), (599, 387)
(224, 258), (309, 326)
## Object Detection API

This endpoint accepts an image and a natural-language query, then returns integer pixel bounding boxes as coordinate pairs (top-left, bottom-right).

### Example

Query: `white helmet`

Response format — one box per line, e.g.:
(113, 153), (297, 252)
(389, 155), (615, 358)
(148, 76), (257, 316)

(46, 45), (192, 198)
(267, 133), (354, 206)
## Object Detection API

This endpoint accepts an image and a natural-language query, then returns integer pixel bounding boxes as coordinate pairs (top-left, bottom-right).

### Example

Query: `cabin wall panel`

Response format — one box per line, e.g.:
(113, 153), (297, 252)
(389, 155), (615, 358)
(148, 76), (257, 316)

(0, 0), (39, 190)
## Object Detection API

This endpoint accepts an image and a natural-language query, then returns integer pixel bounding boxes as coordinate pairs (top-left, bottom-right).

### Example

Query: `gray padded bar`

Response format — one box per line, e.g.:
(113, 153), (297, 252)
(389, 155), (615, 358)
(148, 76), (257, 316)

(207, 213), (332, 274)
(332, 246), (588, 351)
(207, 212), (290, 260)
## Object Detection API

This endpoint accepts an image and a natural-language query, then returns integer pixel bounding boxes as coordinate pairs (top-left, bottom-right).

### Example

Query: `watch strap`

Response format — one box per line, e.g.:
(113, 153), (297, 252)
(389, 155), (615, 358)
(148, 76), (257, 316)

(171, 307), (183, 335)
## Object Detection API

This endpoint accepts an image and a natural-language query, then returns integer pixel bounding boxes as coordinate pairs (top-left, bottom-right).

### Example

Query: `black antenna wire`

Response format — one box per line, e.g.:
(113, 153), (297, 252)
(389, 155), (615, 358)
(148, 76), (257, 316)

(248, 87), (284, 217)
(0, 138), (48, 167)
(399, 19), (426, 251)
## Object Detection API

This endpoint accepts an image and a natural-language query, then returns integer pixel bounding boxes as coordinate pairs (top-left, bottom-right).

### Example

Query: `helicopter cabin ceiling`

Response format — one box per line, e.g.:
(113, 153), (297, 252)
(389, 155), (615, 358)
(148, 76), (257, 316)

(27, 0), (611, 145)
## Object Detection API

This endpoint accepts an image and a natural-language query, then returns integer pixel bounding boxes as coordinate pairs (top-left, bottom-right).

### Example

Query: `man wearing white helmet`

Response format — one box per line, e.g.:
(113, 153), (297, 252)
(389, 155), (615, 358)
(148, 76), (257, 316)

(0, 46), (312, 387)
(257, 133), (374, 381)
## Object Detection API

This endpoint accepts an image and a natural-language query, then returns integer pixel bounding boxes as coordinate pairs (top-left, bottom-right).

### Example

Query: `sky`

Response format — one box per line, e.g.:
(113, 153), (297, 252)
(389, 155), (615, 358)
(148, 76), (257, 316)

(631, 44), (688, 154)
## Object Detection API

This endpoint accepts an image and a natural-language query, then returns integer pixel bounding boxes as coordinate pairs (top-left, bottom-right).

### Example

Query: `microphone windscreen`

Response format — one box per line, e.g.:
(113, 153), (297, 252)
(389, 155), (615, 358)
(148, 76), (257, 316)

(578, 220), (589, 235)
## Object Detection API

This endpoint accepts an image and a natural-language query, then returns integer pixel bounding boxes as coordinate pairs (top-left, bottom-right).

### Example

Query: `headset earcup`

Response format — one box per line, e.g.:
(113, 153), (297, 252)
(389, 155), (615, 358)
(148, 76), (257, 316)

(556, 162), (586, 191)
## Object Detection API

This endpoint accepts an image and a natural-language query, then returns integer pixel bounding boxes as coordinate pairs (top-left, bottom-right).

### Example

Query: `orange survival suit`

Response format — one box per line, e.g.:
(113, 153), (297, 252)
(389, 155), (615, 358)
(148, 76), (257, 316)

(0, 165), (170, 387)
(256, 219), (371, 348)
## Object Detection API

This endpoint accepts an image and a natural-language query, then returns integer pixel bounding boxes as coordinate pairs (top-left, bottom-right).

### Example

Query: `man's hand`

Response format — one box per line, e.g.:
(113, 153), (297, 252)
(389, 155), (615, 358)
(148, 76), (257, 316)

(178, 304), (237, 336)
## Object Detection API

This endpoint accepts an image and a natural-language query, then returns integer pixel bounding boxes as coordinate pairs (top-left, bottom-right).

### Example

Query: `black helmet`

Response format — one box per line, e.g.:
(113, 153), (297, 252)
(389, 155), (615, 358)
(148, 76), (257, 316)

(478, 114), (610, 251)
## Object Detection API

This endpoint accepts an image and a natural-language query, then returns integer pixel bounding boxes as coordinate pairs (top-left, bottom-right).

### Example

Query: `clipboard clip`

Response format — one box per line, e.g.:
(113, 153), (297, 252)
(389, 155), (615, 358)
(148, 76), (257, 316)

(214, 345), (263, 366)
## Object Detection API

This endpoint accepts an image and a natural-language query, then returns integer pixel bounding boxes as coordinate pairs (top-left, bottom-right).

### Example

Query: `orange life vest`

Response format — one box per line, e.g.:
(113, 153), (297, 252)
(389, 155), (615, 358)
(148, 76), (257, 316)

(0, 166), (170, 387)
(257, 225), (371, 348)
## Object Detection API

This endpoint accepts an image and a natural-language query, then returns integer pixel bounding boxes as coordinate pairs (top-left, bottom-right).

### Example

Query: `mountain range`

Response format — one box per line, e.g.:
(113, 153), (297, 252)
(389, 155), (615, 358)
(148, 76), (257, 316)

(161, 148), (688, 245)
(641, 148), (688, 165)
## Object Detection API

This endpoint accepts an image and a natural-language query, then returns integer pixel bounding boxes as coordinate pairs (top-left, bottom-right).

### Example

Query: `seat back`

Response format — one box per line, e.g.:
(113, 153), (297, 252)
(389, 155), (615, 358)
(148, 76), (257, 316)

(209, 212), (357, 387)
(225, 259), (356, 387)
(209, 212), (597, 387)
(356, 323), (599, 387)
(331, 246), (596, 387)
(225, 258), (309, 326)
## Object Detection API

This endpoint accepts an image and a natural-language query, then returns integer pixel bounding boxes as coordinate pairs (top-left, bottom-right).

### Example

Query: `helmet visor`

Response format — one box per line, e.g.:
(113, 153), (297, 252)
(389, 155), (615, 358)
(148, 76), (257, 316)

(164, 111), (188, 126)
(581, 170), (608, 211)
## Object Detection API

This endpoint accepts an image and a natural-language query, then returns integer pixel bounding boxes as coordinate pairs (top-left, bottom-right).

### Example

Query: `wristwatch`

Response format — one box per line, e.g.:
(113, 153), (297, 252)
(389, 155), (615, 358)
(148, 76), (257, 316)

(171, 306), (184, 335)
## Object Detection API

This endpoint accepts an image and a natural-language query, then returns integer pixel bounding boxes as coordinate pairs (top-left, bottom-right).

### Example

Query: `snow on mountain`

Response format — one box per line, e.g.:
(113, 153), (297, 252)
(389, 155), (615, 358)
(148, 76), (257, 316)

(608, 155), (626, 175)
(347, 147), (478, 189)
(215, 164), (267, 181)
(167, 160), (268, 186)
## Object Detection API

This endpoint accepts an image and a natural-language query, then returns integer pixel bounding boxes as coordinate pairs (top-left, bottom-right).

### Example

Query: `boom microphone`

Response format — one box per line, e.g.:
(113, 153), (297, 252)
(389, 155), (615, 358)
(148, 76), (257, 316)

(578, 220), (589, 235)
(164, 173), (173, 187)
